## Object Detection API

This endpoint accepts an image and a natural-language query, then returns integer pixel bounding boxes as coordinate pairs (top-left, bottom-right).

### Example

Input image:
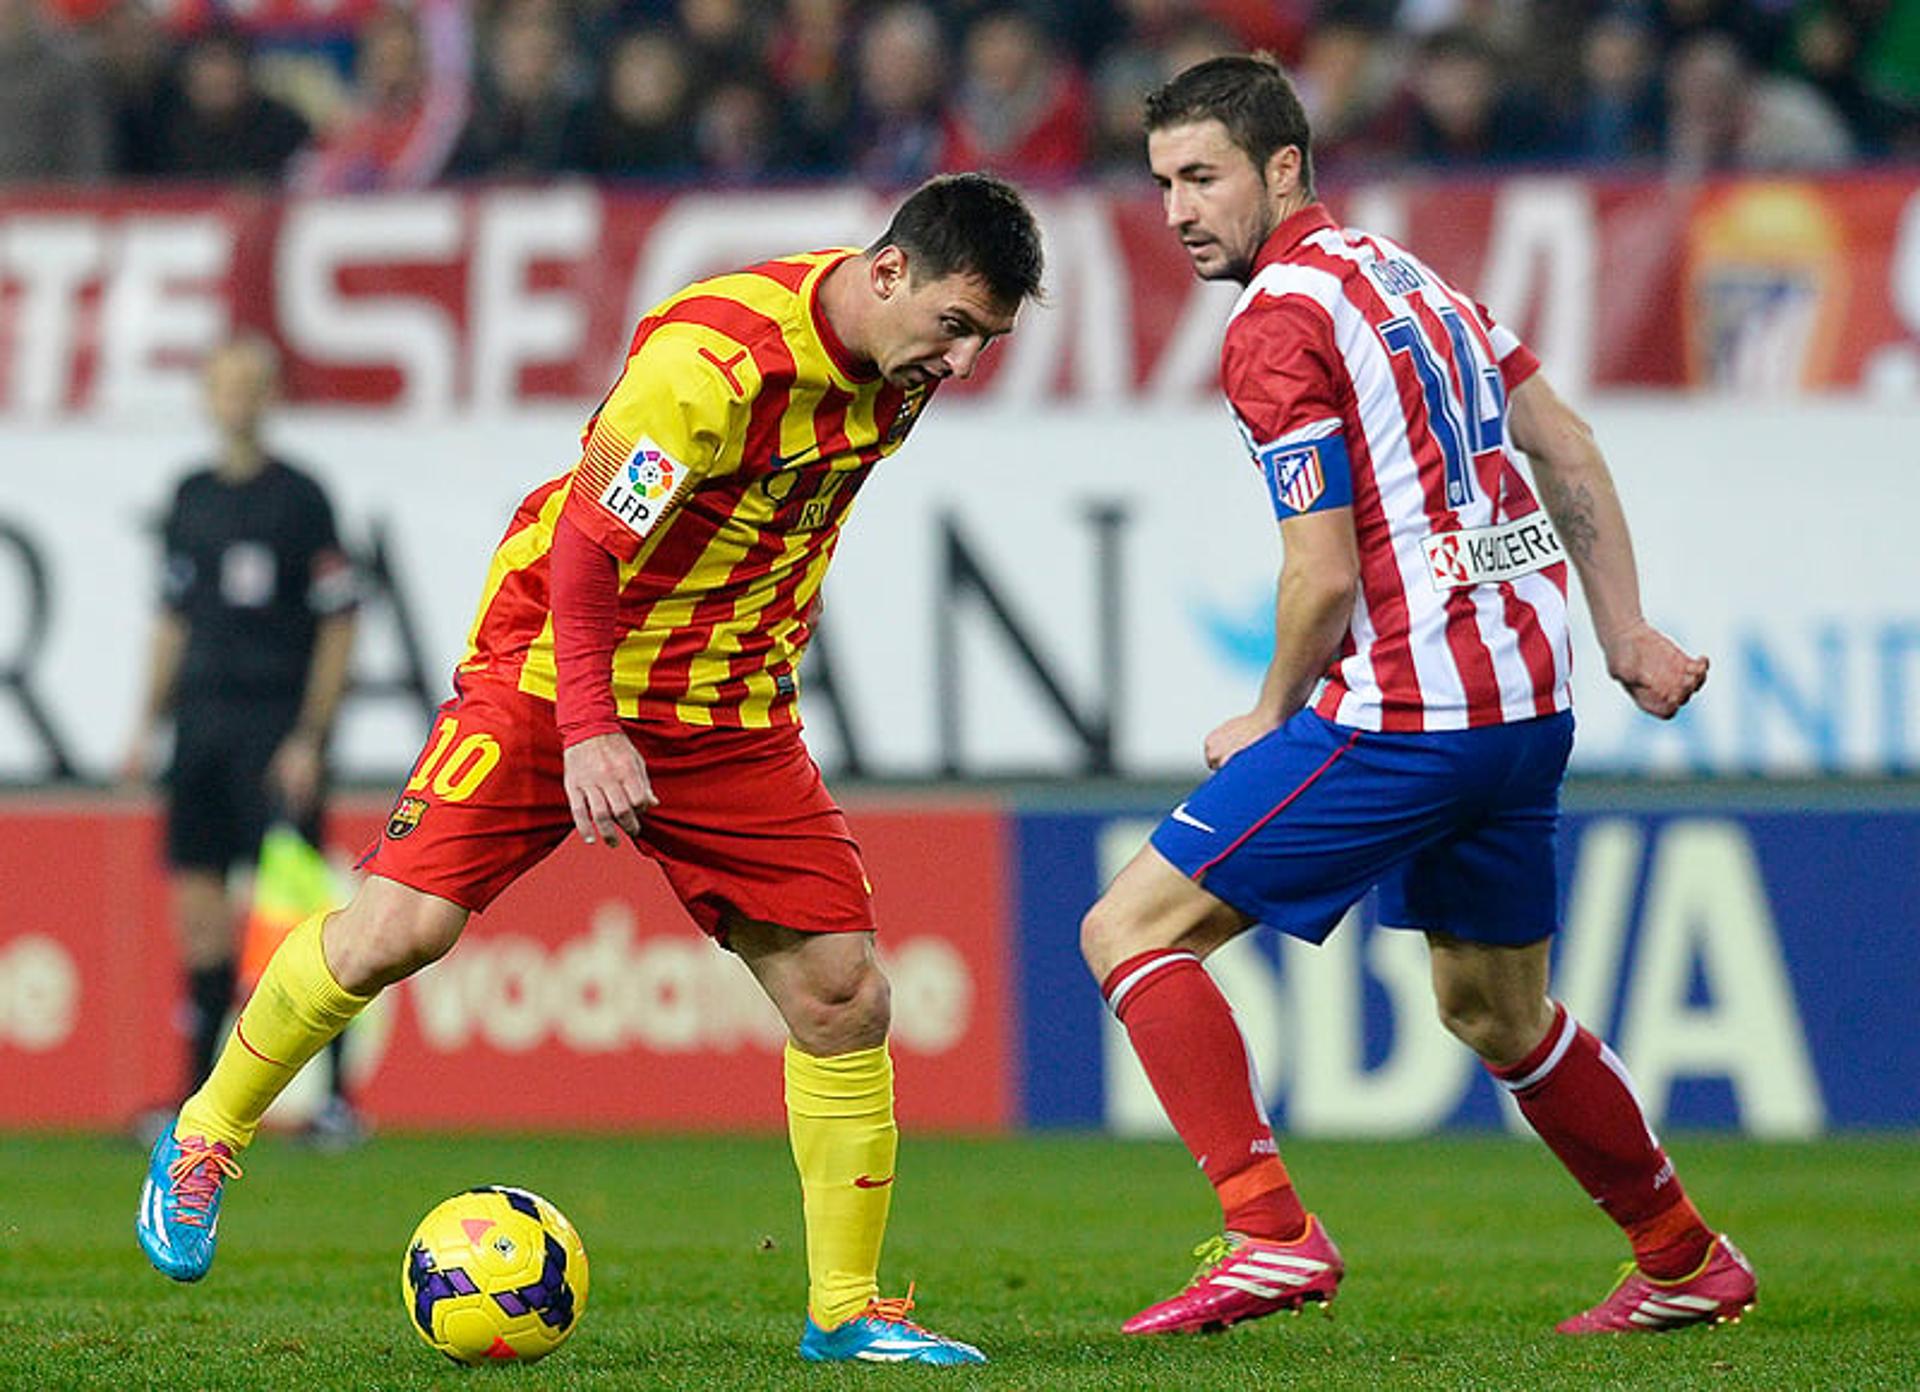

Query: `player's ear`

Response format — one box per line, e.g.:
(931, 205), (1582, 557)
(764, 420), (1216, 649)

(870, 245), (908, 301)
(1266, 144), (1302, 197)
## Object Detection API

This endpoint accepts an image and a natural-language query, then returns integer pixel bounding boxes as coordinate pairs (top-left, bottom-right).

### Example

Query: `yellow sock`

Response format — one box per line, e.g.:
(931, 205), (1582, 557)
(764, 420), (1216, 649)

(177, 912), (370, 1150)
(785, 1040), (897, 1328)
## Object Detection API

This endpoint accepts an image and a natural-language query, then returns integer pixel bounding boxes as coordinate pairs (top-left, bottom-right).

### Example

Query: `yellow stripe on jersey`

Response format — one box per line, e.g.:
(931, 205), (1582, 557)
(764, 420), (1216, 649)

(466, 248), (933, 728)
(462, 483), (570, 681)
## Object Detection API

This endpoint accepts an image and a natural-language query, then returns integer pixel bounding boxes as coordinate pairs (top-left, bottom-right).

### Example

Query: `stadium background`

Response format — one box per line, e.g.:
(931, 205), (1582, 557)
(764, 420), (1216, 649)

(2, 0), (1917, 1149)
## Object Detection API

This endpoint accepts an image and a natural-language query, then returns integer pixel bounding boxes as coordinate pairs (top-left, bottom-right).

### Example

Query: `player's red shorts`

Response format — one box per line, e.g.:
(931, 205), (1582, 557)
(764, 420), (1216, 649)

(359, 680), (874, 940)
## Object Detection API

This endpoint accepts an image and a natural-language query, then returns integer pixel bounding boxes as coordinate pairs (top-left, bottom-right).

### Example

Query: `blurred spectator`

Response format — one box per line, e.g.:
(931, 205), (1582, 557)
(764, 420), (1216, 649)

(943, 6), (1092, 178)
(1389, 25), (1560, 166)
(1666, 29), (1855, 171)
(1790, 2), (1901, 154)
(2, 0), (1912, 188)
(677, 0), (765, 85)
(766, 0), (858, 170)
(693, 76), (790, 182)
(1653, 0), (1788, 65)
(1566, 9), (1664, 163)
(851, 2), (950, 185)
(0, 0), (111, 182)
(291, 0), (470, 194)
(1292, 7), (1404, 172)
(1088, 0), (1195, 173)
(1158, 16), (1240, 78)
(1860, 0), (1920, 135)
(580, 25), (697, 179)
(152, 29), (312, 181)
(447, 1), (588, 178)
(91, 0), (172, 175)
(1203, 0), (1307, 57)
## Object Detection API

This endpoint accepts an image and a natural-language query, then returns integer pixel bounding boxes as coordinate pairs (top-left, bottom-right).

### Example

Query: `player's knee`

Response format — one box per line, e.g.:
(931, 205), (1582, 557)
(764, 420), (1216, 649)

(1079, 896), (1138, 981)
(326, 894), (464, 995)
(787, 953), (890, 1053)
(1435, 991), (1544, 1064)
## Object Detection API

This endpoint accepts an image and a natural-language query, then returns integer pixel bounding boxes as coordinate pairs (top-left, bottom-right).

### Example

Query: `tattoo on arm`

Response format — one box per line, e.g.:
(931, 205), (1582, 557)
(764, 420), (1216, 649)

(1548, 478), (1600, 563)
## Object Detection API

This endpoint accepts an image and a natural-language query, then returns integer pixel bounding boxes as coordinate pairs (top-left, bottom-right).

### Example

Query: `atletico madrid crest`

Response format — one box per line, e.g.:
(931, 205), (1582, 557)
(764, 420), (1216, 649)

(1262, 444), (1326, 514)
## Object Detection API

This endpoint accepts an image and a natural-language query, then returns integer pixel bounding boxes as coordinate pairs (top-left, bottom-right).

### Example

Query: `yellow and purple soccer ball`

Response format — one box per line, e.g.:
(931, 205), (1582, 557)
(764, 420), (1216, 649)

(402, 1185), (590, 1365)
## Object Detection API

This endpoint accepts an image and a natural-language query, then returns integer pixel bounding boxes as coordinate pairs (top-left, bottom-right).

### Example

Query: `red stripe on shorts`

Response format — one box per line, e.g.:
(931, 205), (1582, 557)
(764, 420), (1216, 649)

(1195, 729), (1364, 881)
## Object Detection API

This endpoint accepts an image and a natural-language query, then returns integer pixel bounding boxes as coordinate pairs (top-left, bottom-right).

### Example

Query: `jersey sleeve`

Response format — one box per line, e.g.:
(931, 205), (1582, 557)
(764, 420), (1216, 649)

(297, 478), (359, 617)
(158, 480), (194, 613)
(1475, 299), (1541, 393)
(564, 322), (752, 563)
(1221, 294), (1354, 520)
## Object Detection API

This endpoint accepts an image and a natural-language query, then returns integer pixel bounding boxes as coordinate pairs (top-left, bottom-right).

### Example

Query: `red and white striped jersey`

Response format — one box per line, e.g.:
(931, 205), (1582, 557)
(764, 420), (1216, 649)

(1223, 203), (1572, 732)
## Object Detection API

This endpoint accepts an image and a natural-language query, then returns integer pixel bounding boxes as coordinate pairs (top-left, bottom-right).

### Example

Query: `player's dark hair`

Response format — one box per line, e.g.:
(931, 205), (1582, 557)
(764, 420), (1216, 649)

(1144, 53), (1315, 198)
(870, 173), (1045, 308)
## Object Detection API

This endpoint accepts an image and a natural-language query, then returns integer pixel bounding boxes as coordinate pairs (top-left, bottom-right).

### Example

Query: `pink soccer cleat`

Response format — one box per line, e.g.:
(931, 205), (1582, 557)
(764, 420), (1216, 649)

(1557, 1235), (1757, 1334)
(1122, 1217), (1344, 1335)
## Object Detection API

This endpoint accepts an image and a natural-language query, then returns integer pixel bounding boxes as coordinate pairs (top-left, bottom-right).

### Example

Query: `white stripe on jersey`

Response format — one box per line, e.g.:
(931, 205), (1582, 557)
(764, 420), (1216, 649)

(1226, 224), (1572, 730)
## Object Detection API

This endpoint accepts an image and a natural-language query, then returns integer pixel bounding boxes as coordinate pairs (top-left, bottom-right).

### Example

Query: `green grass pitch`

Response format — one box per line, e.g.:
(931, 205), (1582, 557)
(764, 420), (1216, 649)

(4, 1131), (1915, 1390)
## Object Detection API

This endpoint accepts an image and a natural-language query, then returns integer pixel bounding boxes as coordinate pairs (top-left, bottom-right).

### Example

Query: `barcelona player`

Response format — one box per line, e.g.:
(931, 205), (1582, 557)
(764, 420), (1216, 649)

(1080, 57), (1752, 1337)
(137, 173), (1044, 1366)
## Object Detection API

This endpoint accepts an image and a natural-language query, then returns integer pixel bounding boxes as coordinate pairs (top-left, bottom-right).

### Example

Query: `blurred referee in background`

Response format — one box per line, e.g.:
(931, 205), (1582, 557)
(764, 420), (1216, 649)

(121, 335), (362, 1146)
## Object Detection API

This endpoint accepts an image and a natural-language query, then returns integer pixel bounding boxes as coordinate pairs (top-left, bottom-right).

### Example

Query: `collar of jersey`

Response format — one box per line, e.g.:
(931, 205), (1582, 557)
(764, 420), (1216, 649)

(808, 250), (880, 386)
(1253, 202), (1338, 276)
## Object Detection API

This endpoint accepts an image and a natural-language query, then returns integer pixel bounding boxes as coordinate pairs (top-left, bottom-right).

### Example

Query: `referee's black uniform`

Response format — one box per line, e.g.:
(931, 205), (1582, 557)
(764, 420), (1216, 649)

(160, 457), (356, 873)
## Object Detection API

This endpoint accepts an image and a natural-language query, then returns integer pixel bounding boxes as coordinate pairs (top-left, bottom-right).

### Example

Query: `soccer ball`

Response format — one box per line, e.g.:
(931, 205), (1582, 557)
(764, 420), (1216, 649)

(402, 1185), (590, 1365)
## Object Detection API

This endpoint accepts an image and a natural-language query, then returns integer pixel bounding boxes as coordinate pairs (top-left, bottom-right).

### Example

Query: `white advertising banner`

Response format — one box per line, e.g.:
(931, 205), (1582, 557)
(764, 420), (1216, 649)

(0, 396), (1914, 782)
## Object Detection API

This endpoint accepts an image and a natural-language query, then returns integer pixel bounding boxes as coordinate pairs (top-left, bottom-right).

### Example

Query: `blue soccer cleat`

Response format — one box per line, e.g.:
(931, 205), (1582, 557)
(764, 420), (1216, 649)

(137, 1126), (242, 1282)
(798, 1286), (986, 1365)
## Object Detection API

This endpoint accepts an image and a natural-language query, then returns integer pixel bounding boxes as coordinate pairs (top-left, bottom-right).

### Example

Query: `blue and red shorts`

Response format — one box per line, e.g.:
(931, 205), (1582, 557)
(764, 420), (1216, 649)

(1150, 709), (1575, 947)
(360, 680), (874, 940)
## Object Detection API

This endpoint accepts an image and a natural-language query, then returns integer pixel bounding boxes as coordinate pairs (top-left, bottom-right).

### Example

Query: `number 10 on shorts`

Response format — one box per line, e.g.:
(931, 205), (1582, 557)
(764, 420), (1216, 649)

(406, 717), (503, 803)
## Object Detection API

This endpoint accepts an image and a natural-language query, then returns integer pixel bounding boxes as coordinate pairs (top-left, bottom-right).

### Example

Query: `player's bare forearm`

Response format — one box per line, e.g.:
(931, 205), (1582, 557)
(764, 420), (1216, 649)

(1264, 568), (1353, 721)
(1509, 375), (1648, 651)
(563, 732), (656, 846)
(1206, 509), (1358, 768)
(1509, 374), (1707, 719)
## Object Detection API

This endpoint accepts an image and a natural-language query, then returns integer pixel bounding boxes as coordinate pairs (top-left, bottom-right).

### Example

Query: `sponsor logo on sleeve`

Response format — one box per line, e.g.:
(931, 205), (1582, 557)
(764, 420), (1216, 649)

(1421, 513), (1566, 590)
(597, 439), (685, 538)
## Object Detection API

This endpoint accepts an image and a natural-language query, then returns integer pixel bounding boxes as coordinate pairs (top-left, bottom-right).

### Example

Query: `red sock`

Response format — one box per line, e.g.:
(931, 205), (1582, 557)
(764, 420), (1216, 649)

(1104, 950), (1307, 1242)
(1492, 1003), (1713, 1279)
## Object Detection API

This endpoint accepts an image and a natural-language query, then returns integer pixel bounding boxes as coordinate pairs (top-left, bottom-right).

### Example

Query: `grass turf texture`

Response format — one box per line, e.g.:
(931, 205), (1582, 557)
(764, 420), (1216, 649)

(3, 1132), (1914, 1390)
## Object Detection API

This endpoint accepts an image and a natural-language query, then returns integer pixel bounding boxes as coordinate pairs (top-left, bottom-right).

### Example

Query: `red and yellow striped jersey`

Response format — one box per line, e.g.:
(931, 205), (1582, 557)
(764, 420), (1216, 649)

(456, 249), (933, 728)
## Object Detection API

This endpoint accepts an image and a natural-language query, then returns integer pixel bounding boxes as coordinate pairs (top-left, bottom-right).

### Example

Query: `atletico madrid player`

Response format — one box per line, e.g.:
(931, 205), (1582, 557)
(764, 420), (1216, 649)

(137, 173), (1044, 1367)
(1081, 55), (1751, 1338)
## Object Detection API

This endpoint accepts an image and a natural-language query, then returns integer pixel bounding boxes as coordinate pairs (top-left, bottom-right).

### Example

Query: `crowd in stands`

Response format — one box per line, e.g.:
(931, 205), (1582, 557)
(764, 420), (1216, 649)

(3, 0), (1917, 191)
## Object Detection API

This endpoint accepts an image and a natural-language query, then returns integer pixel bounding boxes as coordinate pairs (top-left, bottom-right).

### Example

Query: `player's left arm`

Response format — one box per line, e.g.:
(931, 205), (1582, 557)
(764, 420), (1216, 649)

(1207, 508), (1359, 769)
(1508, 371), (1707, 719)
(556, 324), (748, 844)
(1206, 295), (1361, 768)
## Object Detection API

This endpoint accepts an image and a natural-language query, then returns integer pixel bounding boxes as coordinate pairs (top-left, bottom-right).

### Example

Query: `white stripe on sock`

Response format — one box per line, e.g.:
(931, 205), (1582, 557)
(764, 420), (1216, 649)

(1500, 1006), (1578, 1092)
(1104, 951), (1201, 1016)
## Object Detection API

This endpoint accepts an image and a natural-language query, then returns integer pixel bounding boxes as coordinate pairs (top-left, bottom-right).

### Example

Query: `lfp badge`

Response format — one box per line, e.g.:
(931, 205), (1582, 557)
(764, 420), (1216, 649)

(599, 440), (683, 537)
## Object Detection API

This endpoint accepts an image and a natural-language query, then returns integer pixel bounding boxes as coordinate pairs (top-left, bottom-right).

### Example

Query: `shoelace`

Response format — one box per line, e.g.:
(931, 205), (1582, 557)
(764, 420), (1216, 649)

(861, 1281), (930, 1334)
(1597, 1260), (1640, 1300)
(1186, 1234), (1242, 1286)
(165, 1141), (242, 1228)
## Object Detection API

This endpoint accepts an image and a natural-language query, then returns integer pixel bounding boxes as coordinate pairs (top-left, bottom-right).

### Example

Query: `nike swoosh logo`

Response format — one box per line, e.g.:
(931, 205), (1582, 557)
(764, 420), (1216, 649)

(852, 1174), (895, 1189)
(1169, 804), (1216, 833)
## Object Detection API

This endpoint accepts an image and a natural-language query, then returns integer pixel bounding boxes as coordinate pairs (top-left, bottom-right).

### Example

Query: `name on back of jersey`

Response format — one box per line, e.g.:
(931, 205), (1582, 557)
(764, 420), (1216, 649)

(598, 438), (685, 538)
(1421, 513), (1565, 591)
